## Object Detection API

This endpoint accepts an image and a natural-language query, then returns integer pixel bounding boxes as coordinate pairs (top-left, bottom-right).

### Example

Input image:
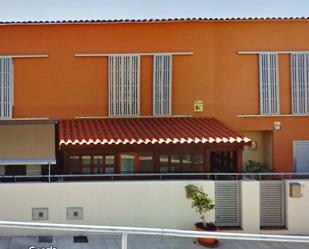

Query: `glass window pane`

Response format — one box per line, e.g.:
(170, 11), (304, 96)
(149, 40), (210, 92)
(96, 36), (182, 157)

(93, 156), (103, 165)
(69, 156), (79, 167)
(69, 156), (80, 174)
(120, 155), (134, 174)
(192, 154), (203, 172)
(105, 155), (115, 166)
(82, 167), (91, 174)
(160, 155), (169, 173)
(81, 156), (91, 166)
(105, 167), (115, 174)
(138, 155), (154, 173)
(93, 167), (104, 174)
(171, 154), (181, 173)
(182, 154), (192, 173)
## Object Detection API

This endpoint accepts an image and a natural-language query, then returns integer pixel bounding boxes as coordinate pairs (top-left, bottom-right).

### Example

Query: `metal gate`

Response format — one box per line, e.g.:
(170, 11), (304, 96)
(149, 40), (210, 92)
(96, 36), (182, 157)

(215, 181), (241, 227)
(260, 181), (286, 227)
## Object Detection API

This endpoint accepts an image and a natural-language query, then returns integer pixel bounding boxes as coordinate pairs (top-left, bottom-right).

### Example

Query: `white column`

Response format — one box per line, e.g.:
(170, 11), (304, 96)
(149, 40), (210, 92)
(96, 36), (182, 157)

(241, 180), (260, 233)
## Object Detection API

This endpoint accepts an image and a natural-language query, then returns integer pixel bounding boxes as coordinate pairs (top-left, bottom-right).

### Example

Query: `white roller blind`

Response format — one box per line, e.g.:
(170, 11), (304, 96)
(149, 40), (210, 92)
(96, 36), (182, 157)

(291, 53), (309, 114)
(0, 124), (56, 165)
(0, 57), (13, 118)
(259, 53), (279, 115)
(108, 55), (140, 116)
(153, 55), (172, 115)
(294, 141), (309, 173)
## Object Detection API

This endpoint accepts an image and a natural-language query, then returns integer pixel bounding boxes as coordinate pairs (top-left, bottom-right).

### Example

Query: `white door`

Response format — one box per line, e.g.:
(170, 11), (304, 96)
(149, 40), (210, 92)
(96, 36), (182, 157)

(294, 141), (309, 173)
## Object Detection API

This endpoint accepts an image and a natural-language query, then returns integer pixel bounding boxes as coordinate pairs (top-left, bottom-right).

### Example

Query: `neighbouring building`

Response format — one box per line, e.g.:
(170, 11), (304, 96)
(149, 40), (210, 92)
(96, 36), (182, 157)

(1, 17), (309, 177)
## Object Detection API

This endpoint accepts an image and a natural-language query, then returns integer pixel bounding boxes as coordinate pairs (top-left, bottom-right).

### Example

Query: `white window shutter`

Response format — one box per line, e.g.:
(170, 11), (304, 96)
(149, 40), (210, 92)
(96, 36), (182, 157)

(259, 53), (279, 115)
(108, 55), (140, 116)
(0, 57), (13, 118)
(291, 53), (309, 114)
(153, 55), (172, 116)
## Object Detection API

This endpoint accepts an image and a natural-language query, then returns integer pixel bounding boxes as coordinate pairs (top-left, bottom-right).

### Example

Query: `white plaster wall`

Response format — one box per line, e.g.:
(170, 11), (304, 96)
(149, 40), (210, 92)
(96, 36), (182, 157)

(285, 180), (309, 235)
(0, 180), (309, 236)
(240, 180), (260, 233)
(0, 180), (215, 236)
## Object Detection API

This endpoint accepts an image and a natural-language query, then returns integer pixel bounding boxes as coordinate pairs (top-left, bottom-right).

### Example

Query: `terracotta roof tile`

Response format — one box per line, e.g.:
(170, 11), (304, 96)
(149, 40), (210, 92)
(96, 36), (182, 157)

(0, 17), (308, 26)
(59, 117), (250, 146)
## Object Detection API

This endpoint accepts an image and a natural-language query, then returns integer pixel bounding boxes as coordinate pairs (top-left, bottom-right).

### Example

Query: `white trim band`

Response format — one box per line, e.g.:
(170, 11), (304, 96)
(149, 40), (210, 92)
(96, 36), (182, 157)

(238, 51), (309, 55)
(0, 55), (48, 58)
(75, 52), (193, 57)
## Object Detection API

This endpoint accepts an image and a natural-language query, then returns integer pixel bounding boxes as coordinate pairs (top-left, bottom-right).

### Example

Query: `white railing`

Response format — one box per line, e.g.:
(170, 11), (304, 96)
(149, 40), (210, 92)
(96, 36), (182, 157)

(1, 172), (309, 183)
(0, 221), (308, 249)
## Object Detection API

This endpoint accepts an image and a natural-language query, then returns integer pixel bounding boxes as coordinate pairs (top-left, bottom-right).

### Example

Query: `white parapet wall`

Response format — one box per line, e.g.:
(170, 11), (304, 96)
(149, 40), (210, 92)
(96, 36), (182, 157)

(240, 180), (260, 233)
(0, 180), (308, 236)
(286, 179), (309, 235)
(0, 180), (215, 236)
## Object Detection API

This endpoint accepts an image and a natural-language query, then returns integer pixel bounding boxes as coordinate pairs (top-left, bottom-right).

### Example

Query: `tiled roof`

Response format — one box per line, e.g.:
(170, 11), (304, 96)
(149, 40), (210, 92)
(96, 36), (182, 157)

(0, 17), (308, 25)
(59, 117), (250, 146)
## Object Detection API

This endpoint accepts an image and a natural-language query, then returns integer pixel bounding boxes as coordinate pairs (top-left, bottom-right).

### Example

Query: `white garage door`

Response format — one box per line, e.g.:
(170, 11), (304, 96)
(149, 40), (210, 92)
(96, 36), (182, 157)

(294, 141), (309, 173)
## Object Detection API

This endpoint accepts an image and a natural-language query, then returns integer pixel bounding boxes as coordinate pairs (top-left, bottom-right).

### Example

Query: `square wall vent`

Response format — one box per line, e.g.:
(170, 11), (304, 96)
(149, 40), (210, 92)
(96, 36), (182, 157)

(32, 208), (49, 221)
(67, 207), (83, 220)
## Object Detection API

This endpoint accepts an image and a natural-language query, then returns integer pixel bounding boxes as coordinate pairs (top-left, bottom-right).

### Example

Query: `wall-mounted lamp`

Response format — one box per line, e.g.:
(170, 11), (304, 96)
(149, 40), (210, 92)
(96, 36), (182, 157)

(273, 121), (282, 130)
(250, 141), (258, 151)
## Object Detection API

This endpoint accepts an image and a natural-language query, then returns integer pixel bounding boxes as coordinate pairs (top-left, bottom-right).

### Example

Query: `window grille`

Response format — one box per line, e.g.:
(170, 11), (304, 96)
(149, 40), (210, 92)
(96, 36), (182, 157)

(291, 53), (309, 114)
(0, 57), (13, 118)
(259, 53), (279, 114)
(153, 55), (172, 115)
(108, 55), (140, 116)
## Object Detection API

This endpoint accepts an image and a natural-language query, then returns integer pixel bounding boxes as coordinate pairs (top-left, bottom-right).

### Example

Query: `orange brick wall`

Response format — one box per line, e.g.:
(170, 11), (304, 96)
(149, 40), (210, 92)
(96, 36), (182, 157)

(1, 20), (309, 172)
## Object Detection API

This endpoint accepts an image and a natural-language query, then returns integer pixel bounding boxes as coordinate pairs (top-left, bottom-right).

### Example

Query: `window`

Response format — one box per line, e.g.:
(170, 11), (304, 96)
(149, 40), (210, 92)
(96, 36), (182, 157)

(68, 155), (115, 174)
(291, 53), (309, 114)
(120, 154), (135, 173)
(105, 155), (115, 174)
(192, 154), (203, 172)
(69, 156), (80, 174)
(171, 154), (181, 173)
(93, 155), (104, 174)
(159, 155), (169, 173)
(108, 55), (140, 116)
(138, 154), (154, 173)
(153, 55), (172, 115)
(259, 53), (279, 114)
(0, 57), (13, 118)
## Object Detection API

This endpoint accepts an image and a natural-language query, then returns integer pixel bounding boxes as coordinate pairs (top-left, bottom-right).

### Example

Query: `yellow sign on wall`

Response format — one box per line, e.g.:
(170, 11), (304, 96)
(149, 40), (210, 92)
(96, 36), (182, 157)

(194, 100), (203, 112)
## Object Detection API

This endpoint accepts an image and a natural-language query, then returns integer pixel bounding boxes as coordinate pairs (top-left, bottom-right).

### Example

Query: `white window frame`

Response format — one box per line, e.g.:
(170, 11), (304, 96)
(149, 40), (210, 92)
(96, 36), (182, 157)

(259, 53), (280, 115)
(0, 57), (14, 119)
(108, 55), (140, 116)
(153, 55), (172, 116)
(291, 53), (309, 114)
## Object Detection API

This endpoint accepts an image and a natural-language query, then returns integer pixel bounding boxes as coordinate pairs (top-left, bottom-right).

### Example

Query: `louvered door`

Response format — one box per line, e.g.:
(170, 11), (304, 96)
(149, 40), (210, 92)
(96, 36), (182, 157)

(294, 141), (309, 173)
(215, 181), (241, 227)
(260, 181), (286, 227)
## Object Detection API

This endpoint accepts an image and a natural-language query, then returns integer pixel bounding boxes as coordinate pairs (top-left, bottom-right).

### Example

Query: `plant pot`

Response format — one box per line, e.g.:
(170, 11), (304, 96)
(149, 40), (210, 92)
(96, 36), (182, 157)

(195, 222), (219, 247)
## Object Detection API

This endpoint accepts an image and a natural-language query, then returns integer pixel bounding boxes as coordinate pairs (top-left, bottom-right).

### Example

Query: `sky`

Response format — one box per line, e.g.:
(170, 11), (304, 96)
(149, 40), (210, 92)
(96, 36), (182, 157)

(0, 0), (309, 21)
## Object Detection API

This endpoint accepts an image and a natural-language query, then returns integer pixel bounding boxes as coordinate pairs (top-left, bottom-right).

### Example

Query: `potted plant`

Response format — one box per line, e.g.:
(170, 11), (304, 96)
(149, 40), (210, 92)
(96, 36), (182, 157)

(244, 160), (273, 180)
(185, 185), (218, 247)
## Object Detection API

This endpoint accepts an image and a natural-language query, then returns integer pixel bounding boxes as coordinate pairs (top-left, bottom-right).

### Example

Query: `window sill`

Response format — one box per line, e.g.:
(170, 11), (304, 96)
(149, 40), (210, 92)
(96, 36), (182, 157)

(75, 114), (192, 119)
(237, 114), (309, 118)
